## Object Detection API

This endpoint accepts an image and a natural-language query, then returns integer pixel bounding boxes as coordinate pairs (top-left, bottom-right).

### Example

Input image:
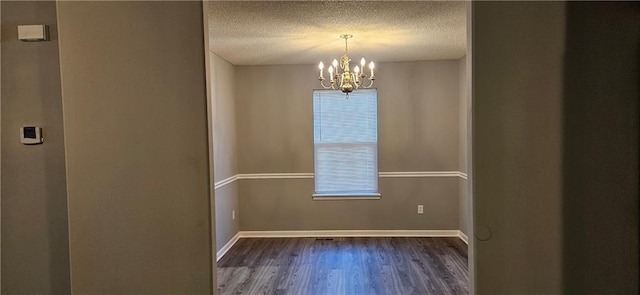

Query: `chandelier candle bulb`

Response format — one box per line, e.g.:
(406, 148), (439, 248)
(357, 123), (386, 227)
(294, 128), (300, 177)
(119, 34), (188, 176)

(369, 61), (375, 77)
(318, 62), (324, 79)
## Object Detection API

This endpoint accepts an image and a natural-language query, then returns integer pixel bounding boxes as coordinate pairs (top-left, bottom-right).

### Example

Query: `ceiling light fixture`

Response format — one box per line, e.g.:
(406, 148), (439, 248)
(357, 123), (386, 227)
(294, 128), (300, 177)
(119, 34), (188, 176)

(318, 34), (375, 96)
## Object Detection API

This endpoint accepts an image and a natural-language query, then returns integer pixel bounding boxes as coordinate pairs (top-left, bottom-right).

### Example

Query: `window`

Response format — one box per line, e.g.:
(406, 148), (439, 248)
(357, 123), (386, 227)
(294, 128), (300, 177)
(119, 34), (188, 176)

(313, 89), (379, 198)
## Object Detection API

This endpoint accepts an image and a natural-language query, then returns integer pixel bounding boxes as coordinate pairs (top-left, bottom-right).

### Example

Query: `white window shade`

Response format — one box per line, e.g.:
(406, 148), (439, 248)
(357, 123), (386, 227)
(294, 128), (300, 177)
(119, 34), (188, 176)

(313, 89), (378, 196)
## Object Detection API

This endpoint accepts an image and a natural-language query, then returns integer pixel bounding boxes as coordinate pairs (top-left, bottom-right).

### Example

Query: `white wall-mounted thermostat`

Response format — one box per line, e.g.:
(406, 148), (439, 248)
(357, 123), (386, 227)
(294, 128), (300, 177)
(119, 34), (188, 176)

(20, 126), (43, 145)
(17, 25), (49, 42)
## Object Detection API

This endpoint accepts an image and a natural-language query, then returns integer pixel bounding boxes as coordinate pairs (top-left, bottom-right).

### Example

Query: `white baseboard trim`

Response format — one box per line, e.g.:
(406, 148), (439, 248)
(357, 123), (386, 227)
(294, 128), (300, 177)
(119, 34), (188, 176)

(216, 232), (240, 262)
(459, 231), (469, 244)
(238, 230), (462, 238)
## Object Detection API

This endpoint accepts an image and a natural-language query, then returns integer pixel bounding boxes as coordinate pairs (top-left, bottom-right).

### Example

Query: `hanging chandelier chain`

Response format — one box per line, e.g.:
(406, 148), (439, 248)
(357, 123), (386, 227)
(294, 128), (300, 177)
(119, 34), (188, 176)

(344, 37), (348, 54)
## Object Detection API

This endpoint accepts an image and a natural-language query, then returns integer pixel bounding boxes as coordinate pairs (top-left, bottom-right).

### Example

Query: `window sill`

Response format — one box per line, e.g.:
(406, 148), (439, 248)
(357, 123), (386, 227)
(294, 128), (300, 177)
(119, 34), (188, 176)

(312, 193), (381, 200)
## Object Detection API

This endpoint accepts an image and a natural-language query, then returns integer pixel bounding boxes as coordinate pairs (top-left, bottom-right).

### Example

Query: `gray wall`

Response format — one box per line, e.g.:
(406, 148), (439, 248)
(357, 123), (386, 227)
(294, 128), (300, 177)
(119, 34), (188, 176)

(235, 64), (314, 174)
(210, 52), (239, 252)
(57, 2), (212, 293)
(457, 56), (469, 237)
(239, 178), (459, 231)
(473, 3), (640, 293)
(236, 61), (462, 231)
(473, 2), (565, 293)
(211, 53), (237, 182)
(214, 182), (238, 250)
(562, 2), (639, 294)
(1, 1), (70, 294)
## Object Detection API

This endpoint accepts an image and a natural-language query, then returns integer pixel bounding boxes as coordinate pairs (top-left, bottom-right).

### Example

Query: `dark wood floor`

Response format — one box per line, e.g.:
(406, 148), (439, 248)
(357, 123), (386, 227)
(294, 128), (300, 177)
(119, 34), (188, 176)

(217, 237), (468, 295)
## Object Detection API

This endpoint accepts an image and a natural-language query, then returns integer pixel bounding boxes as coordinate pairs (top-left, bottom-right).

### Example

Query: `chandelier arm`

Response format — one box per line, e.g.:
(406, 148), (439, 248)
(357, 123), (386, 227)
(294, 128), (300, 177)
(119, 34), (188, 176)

(319, 34), (374, 94)
(362, 79), (375, 88)
(319, 80), (334, 89)
(351, 73), (360, 90)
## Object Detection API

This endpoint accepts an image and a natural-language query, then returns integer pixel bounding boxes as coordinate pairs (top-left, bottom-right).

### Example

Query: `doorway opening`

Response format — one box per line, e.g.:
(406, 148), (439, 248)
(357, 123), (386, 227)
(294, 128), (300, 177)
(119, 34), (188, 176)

(202, 1), (474, 293)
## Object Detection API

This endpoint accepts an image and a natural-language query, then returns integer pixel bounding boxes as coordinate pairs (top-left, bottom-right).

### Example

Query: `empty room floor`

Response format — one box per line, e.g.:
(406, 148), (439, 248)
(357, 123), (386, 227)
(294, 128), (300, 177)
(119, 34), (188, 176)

(217, 237), (468, 295)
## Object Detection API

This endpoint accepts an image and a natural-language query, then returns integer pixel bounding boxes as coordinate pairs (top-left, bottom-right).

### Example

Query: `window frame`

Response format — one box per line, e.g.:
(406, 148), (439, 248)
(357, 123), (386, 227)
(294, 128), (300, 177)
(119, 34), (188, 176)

(311, 89), (381, 200)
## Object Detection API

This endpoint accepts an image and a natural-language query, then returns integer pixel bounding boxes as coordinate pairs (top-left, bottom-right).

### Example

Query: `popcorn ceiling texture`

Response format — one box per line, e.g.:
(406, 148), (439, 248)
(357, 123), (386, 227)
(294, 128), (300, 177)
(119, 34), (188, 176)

(208, 1), (466, 65)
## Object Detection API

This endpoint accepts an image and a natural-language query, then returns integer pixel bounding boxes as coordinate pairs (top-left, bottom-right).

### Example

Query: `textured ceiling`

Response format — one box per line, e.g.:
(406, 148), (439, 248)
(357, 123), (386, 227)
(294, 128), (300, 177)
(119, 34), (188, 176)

(208, 1), (467, 65)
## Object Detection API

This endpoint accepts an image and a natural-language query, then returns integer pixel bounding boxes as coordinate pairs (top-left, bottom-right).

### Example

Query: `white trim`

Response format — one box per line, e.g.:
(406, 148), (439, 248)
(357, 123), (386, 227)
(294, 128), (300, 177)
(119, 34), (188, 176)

(312, 194), (381, 200)
(237, 173), (314, 179)
(214, 175), (237, 190)
(216, 232), (240, 262)
(232, 171), (467, 180)
(379, 171), (461, 178)
(213, 171), (469, 190)
(238, 230), (462, 238)
(459, 231), (469, 244)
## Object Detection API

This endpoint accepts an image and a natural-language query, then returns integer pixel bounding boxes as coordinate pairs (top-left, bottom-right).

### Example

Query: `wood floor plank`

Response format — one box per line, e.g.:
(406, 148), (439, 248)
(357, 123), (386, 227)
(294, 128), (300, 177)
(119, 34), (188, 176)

(218, 237), (468, 295)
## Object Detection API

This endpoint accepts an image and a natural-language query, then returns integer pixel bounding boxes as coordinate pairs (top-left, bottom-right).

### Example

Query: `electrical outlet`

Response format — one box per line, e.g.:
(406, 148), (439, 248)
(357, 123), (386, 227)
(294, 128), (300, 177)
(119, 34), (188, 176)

(417, 205), (424, 214)
(232, 210), (236, 220)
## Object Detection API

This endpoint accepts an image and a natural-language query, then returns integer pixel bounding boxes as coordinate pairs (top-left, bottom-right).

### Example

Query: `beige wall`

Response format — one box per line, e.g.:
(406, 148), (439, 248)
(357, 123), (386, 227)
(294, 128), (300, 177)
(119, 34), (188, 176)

(57, 2), (212, 293)
(1, 1), (70, 293)
(210, 52), (239, 252)
(473, 2), (564, 293)
(211, 53), (237, 183)
(377, 61), (460, 172)
(458, 56), (468, 175)
(235, 64), (314, 173)
(236, 61), (463, 231)
(237, 61), (460, 173)
(214, 182), (238, 250)
(473, 3), (640, 293)
(458, 56), (469, 237)
(240, 178), (459, 231)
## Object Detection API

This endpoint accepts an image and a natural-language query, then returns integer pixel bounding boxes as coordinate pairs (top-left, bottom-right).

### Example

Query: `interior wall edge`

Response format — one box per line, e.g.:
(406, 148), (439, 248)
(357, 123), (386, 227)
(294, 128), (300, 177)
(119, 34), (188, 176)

(202, 1), (217, 293)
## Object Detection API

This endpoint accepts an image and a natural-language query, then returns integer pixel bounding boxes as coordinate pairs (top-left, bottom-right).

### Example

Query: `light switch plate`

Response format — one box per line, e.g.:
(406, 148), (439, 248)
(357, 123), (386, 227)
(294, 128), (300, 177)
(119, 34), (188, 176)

(18, 25), (49, 41)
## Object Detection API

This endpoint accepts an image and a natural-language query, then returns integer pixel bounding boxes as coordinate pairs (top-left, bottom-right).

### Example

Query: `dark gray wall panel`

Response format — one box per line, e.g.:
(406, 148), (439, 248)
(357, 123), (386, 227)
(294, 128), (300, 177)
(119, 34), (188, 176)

(57, 2), (212, 293)
(1, 1), (71, 293)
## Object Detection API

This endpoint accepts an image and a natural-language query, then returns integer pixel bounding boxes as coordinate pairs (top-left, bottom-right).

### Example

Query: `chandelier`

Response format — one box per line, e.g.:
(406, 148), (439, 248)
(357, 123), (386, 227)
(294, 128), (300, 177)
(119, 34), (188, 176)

(318, 34), (375, 95)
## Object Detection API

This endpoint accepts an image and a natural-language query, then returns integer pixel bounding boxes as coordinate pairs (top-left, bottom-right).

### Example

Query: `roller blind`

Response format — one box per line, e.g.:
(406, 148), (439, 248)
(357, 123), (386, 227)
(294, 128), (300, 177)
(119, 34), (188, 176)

(313, 89), (378, 195)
